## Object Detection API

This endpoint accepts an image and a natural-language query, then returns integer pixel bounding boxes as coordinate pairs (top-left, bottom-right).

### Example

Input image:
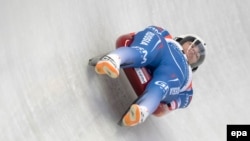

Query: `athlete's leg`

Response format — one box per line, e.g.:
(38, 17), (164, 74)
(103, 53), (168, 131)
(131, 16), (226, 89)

(122, 66), (169, 126)
(95, 29), (165, 78)
(135, 73), (168, 114)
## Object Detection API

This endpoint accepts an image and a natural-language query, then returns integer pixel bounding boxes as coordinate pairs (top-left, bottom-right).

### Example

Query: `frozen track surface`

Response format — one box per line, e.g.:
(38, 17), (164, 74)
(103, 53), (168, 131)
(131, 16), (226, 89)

(1, 0), (250, 141)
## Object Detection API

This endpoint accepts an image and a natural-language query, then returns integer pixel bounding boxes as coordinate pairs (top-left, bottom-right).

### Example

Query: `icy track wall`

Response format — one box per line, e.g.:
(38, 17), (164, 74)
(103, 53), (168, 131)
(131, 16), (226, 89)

(0, 0), (250, 141)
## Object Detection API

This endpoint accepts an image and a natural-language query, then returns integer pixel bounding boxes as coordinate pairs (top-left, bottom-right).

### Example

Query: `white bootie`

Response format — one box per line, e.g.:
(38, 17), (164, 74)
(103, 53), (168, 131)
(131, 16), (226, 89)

(95, 54), (121, 78)
(122, 104), (149, 126)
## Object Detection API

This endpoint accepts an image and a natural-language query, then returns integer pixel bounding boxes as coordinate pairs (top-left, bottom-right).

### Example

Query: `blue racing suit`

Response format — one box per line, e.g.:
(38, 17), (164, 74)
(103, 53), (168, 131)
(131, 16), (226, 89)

(110, 26), (193, 114)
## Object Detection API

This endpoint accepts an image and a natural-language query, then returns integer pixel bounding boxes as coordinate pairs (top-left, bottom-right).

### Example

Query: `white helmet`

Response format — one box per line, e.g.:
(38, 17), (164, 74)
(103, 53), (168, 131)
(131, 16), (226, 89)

(174, 34), (206, 72)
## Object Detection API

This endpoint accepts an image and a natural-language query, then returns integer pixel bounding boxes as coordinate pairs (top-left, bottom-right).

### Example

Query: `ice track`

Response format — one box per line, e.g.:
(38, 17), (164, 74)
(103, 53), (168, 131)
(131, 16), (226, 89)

(1, 0), (250, 141)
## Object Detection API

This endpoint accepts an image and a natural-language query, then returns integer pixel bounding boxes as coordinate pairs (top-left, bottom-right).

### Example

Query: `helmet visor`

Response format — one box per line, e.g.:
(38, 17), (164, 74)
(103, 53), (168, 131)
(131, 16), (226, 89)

(188, 39), (206, 60)
(187, 38), (206, 68)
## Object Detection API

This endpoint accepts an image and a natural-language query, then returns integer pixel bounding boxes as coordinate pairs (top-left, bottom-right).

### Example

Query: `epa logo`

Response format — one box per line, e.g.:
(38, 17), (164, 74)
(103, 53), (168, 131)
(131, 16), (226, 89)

(231, 130), (247, 138)
(227, 125), (250, 141)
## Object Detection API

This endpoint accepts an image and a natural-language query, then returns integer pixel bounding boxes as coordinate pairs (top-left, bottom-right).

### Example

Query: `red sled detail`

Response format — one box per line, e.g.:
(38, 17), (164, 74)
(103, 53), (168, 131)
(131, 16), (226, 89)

(115, 33), (169, 117)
